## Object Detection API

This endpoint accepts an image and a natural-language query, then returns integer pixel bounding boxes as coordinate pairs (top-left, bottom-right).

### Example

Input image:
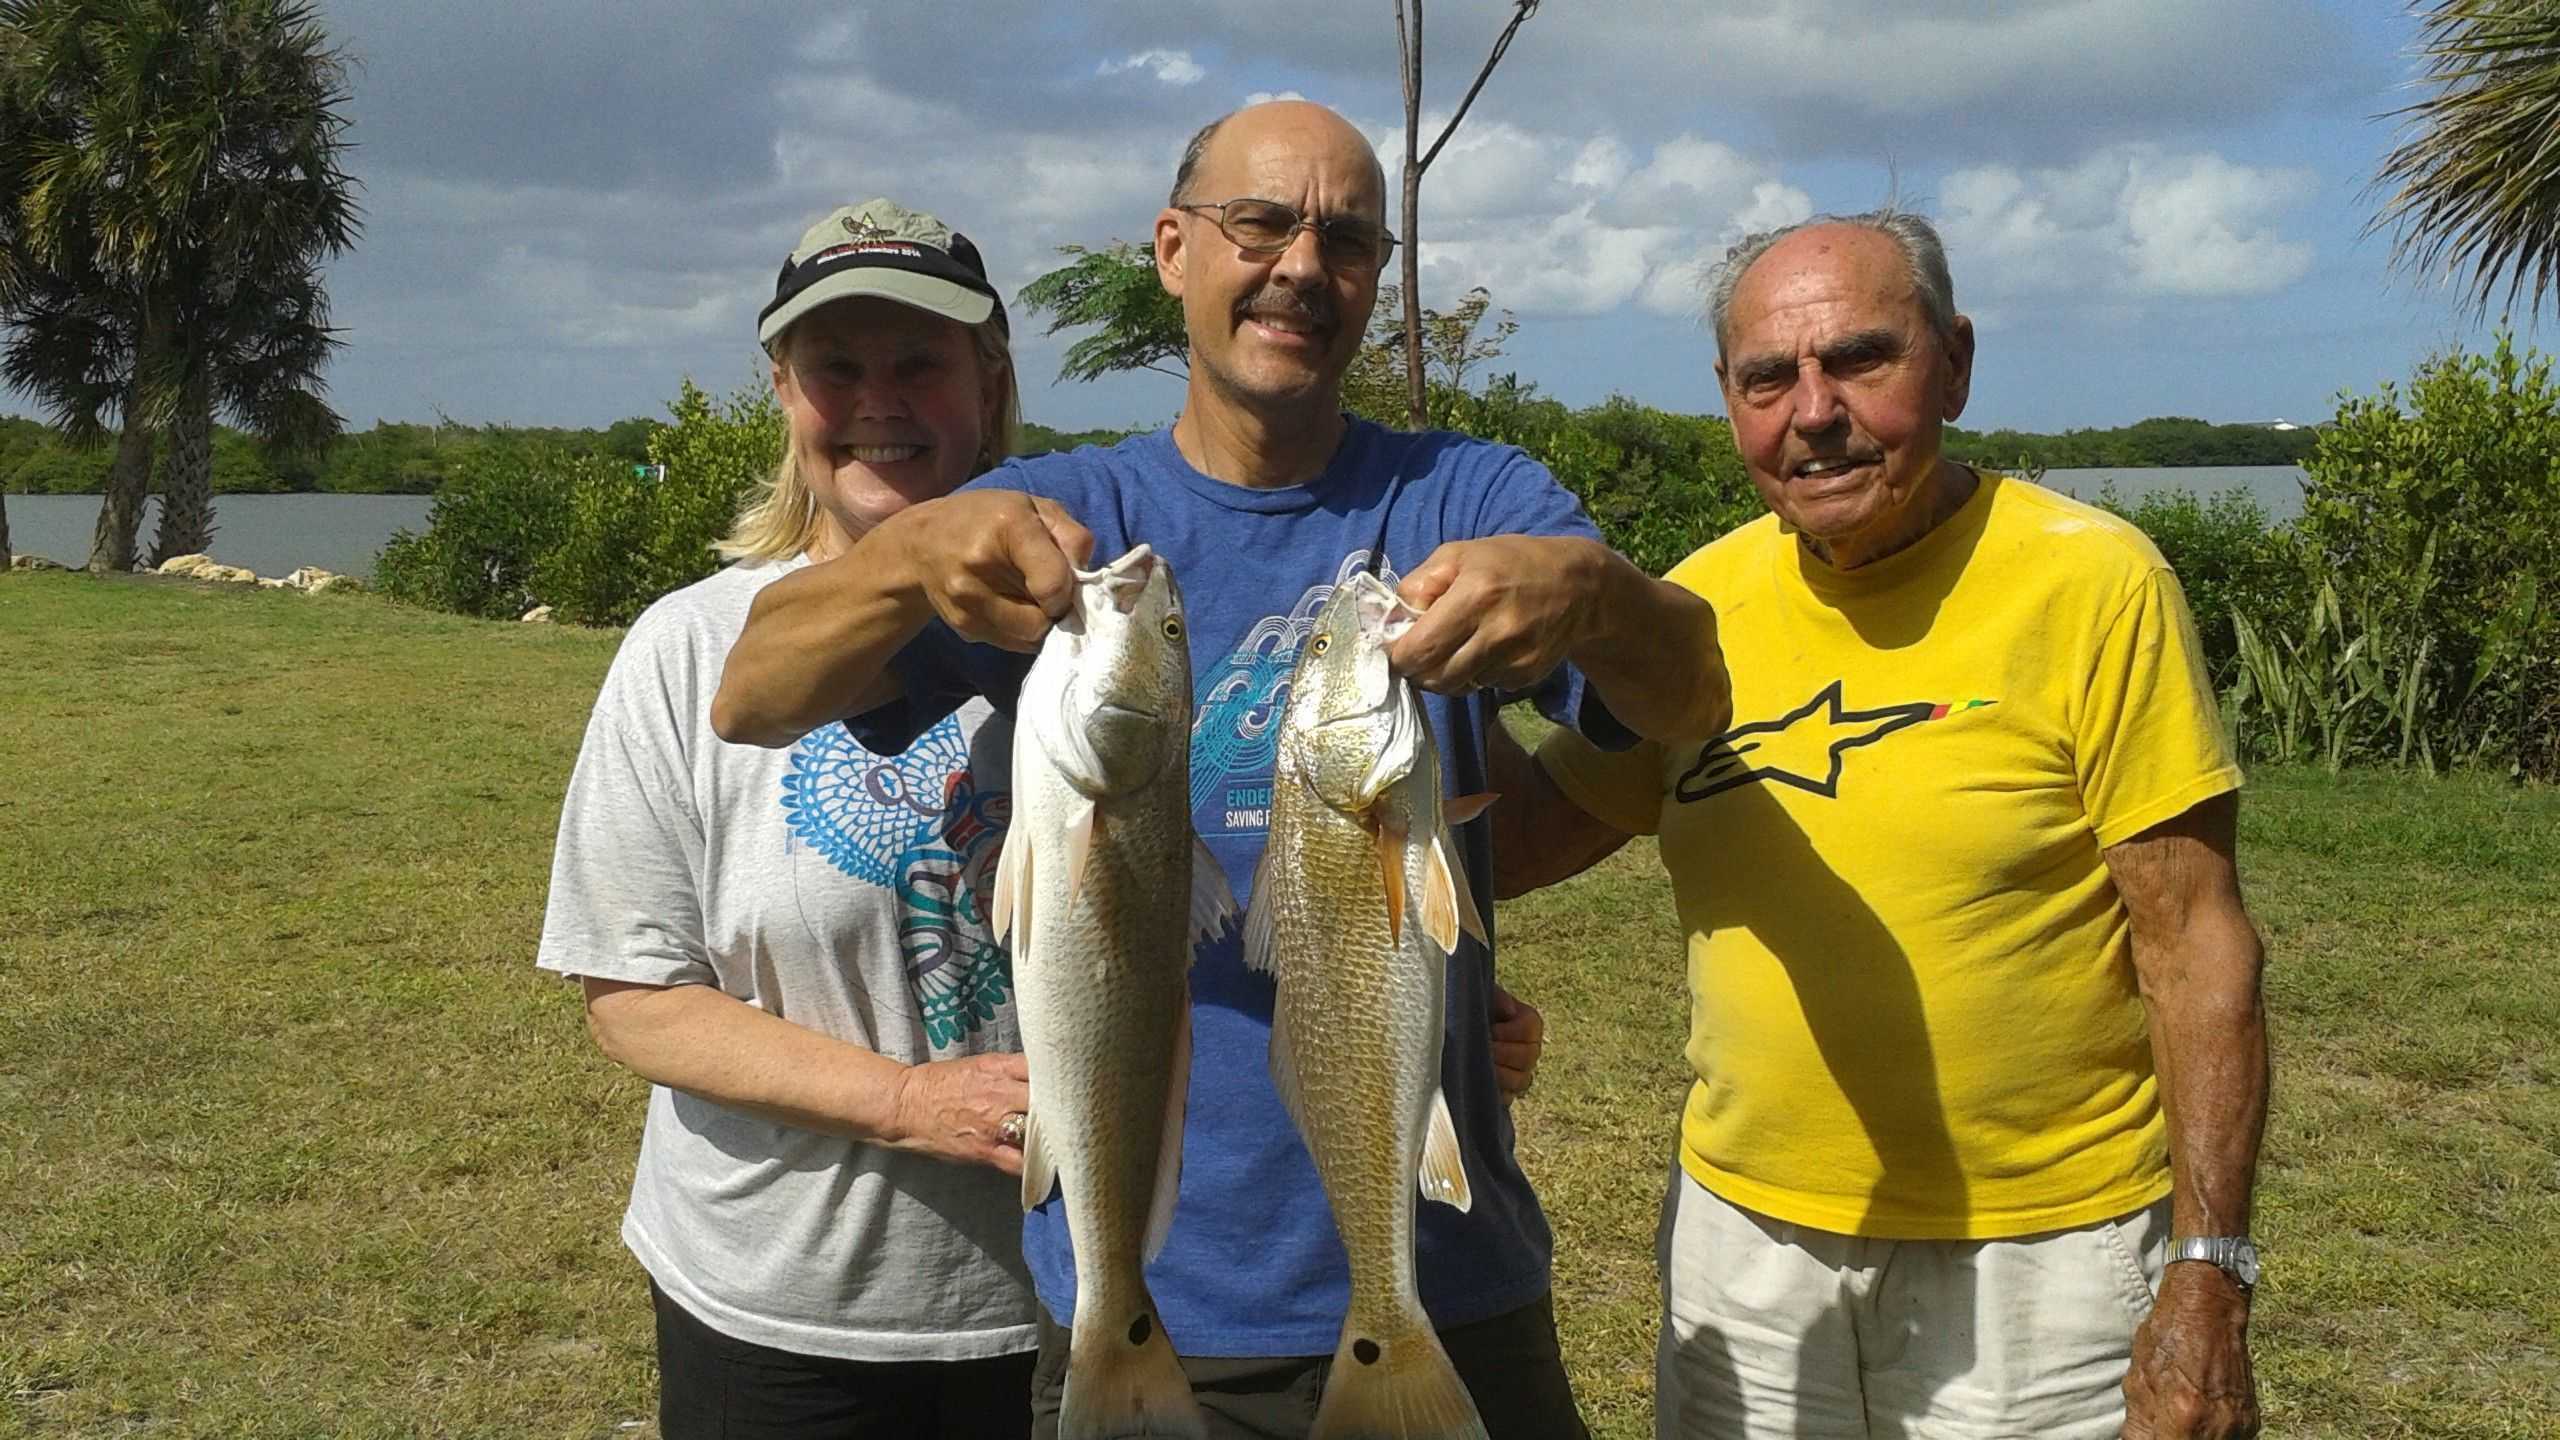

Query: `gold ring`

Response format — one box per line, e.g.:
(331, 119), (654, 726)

(999, 1111), (1027, 1147)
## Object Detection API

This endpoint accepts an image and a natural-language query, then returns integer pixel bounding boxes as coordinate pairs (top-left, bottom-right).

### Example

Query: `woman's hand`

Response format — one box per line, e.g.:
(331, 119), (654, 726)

(890, 1052), (1034, 1175)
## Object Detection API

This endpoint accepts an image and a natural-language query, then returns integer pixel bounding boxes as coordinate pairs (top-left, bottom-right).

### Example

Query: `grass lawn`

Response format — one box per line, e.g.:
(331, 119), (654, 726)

(3, 571), (2555, 1439)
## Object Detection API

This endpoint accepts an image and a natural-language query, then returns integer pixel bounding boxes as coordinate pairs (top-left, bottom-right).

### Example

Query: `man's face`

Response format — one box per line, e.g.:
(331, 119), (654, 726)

(1155, 106), (1386, 414)
(1715, 225), (1975, 560)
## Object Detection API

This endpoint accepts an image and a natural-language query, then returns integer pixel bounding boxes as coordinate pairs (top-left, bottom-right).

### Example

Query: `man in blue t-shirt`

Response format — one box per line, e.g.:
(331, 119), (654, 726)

(715, 99), (1731, 1439)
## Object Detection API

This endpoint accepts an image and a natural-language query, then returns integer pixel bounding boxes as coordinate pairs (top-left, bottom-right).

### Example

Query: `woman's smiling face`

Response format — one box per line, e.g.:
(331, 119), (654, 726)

(772, 296), (999, 556)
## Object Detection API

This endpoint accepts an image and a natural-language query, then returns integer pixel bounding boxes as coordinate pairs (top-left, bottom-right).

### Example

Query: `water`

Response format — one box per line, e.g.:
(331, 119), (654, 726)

(3, 493), (433, 577)
(0, 465), (2315, 576)
(2038, 465), (2306, 522)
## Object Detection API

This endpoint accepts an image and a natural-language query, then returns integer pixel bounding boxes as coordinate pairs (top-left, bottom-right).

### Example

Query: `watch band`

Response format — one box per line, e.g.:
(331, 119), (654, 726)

(2168, 1235), (2259, 1291)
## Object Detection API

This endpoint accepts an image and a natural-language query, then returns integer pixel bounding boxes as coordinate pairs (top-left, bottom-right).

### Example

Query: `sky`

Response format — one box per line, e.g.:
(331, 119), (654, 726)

(28, 0), (2515, 437)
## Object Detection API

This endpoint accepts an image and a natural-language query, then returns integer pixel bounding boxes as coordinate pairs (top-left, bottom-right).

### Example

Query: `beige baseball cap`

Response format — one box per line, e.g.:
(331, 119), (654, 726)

(756, 198), (1006, 351)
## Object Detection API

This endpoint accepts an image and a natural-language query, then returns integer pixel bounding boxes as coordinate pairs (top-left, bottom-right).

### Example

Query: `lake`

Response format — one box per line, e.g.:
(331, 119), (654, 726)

(2, 465), (2313, 577)
(2038, 465), (2306, 521)
(4, 493), (434, 578)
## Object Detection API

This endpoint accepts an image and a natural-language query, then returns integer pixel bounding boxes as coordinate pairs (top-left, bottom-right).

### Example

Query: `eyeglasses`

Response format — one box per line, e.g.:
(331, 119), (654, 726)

(1176, 197), (1399, 271)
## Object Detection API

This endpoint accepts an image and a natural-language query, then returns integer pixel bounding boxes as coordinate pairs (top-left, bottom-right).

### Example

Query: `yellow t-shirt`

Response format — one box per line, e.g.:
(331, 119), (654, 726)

(1543, 473), (2241, 1239)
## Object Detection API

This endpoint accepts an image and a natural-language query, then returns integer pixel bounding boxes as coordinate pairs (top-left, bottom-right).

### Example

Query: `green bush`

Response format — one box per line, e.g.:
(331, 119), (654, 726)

(531, 380), (781, 626)
(375, 378), (781, 627)
(373, 445), (582, 619)
(2233, 332), (2560, 777)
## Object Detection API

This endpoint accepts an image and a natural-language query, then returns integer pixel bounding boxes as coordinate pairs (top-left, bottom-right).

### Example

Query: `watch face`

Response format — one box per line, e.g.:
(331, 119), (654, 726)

(2233, 1243), (2261, 1288)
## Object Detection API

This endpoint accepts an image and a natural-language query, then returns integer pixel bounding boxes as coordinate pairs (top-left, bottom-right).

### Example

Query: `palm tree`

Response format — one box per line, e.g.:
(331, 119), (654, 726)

(2372, 0), (2560, 314)
(0, 0), (358, 571)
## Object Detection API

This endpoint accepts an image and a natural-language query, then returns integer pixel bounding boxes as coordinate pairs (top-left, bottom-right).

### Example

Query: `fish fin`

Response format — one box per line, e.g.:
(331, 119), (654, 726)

(1433, 826), (1490, 949)
(1188, 835), (1236, 948)
(1063, 799), (1099, 913)
(1444, 790), (1498, 826)
(991, 829), (1030, 952)
(1057, 1301), (1207, 1440)
(1020, 1104), (1059, 1212)
(1419, 1086), (1473, 1213)
(1371, 809), (1408, 947)
(1144, 986), (1190, 1264)
(1308, 1319), (1487, 1440)
(1420, 828), (1461, 954)
(1240, 838), (1282, 978)
(1265, 990), (1309, 1143)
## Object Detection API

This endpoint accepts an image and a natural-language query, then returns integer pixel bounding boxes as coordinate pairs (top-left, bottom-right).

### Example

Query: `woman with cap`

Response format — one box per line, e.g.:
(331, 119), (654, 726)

(537, 198), (1039, 1438)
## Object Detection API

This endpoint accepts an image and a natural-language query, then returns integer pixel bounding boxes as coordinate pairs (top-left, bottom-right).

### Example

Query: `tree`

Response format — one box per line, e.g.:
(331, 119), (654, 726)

(1341, 283), (1515, 422)
(0, 0), (358, 571)
(1015, 241), (1188, 383)
(2371, 0), (2560, 315)
(1390, 0), (1539, 428)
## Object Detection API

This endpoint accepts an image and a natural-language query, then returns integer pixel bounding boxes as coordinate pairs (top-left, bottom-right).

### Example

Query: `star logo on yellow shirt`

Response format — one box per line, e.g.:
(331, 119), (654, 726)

(1674, 680), (1997, 803)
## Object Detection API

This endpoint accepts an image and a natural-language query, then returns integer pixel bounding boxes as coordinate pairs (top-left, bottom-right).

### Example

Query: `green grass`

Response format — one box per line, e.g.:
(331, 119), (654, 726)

(4, 571), (2556, 1438)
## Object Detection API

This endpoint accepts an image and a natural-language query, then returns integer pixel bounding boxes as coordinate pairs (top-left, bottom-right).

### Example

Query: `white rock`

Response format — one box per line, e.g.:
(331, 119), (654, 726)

(202, 564), (259, 584)
(305, 574), (362, 595)
(157, 553), (217, 578)
(521, 605), (554, 623)
(10, 553), (68, 571)
(258, 577), (289, 589)
(281, 566), (338, 591)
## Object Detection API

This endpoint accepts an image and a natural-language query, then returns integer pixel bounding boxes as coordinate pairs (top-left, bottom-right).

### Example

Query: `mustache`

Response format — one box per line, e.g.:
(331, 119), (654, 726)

(1236, 286), (1336, 333)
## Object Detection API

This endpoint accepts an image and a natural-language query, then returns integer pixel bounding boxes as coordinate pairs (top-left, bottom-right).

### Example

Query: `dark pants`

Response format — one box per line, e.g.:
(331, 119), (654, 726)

(1028, 1292), (1590, 1440)
(651, 1280), (1035, 1440)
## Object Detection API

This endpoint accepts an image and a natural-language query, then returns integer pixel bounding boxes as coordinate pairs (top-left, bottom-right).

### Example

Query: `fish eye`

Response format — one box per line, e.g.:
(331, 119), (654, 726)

(1162, 616), (1184, 641)
(1309, 634), (1330, 657)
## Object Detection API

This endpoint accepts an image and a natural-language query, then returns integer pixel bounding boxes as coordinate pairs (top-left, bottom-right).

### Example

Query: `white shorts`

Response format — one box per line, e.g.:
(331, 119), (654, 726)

(1654, 1159), (2170, 1440)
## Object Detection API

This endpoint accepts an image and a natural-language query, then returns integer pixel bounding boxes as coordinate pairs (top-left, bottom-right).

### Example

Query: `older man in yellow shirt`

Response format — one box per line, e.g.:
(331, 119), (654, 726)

(1505, 212), (2267, 1440)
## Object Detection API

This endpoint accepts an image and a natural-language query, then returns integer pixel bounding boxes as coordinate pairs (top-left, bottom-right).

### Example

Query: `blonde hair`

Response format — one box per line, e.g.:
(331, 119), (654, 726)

(715, 315), (1023, 563)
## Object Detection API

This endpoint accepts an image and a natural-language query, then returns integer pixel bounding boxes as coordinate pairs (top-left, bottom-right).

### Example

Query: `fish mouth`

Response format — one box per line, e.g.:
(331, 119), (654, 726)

(1090, 702), (1162, 723)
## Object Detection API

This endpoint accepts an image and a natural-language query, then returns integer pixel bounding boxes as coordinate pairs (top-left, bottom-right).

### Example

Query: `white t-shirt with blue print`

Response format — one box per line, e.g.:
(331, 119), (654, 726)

(855, 419), (1633, 1357)
(539, 555), (1035, 1362)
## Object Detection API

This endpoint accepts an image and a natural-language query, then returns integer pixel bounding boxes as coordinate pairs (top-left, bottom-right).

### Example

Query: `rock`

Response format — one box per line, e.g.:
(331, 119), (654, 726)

(157, 553), (218, 578)
(280, 566), (339, 591)
(258, 577), (289, 589)
(10, 553), (67, 572)
(304, 574), (363, 596)
(201, 564), (259, 584)
(521, 605), (554, 623)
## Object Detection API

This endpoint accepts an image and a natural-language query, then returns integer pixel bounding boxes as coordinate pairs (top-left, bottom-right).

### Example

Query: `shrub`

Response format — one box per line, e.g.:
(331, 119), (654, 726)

(531, 380), (780, 626)
(373, 445), (582, 619)
(2235, 332), (2560, 777)
(374, 378), (780, 627)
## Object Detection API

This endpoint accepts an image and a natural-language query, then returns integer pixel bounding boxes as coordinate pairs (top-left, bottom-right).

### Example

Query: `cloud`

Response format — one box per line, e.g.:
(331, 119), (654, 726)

(1377, 121), (1809, 319)
(1098, 49), (1207, 86)
(1940, 146), (2317, 308)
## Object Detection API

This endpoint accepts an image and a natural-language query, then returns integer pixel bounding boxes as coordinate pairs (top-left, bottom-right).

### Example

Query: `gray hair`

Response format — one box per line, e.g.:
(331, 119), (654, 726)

(1704, 206), (1958, 354)
(1170, 114), (1228, 206)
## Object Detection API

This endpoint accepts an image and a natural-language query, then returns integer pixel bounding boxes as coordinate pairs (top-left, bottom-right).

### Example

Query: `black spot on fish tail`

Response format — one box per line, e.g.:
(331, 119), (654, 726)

(1128, 1312), (1153, 1347)
(1353, 1337), (1380, 1365)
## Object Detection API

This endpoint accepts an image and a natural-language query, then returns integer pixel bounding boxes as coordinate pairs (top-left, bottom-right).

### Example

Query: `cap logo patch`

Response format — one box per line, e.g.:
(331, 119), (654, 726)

(842, 214), (894, 240)
(804, 241), (930, 267)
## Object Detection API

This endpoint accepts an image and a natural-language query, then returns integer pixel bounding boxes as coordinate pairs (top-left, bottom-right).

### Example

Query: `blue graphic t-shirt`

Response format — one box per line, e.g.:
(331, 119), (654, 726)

(855, 419), (1631, 1356)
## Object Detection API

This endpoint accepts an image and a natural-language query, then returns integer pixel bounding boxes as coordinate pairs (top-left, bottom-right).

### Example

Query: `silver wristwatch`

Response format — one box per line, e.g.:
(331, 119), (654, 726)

(2167, 1235), (2260, 1292)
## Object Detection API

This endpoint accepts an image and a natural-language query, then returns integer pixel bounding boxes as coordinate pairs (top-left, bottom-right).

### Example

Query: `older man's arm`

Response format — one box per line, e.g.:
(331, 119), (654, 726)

(2106, 791), (2268, 1440)
(1394, 536), (1732, 745)
(1487, 716), (1636, 898)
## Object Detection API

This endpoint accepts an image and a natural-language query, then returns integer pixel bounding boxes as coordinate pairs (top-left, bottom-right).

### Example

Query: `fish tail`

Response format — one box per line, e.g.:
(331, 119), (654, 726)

(1308, 1316), (1489, 1440)
(1057, 1297), (1206, 1440)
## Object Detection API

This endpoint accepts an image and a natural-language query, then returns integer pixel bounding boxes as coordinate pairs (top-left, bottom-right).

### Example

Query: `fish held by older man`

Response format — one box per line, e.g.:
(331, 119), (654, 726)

(1242, 569), (1496, 1440)
(992, 544), (1234, 1440)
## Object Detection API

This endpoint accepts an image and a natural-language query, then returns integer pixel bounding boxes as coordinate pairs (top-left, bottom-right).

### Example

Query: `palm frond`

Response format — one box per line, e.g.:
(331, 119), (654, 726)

(2372, 0), (2560, 315)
